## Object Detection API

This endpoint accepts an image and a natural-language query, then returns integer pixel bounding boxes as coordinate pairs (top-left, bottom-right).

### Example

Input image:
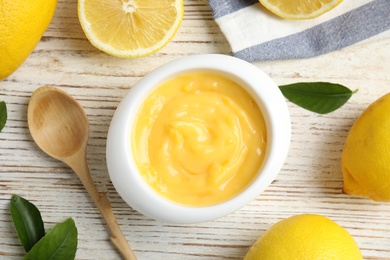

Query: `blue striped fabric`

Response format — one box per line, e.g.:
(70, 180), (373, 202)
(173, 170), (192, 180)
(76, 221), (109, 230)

(209, 0), (390, 62)
(210, 0), (258, 18)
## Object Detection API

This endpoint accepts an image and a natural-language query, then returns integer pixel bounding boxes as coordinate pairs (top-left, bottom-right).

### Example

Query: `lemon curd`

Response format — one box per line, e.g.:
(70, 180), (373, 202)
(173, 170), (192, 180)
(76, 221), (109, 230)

(131, 72), (267, 206)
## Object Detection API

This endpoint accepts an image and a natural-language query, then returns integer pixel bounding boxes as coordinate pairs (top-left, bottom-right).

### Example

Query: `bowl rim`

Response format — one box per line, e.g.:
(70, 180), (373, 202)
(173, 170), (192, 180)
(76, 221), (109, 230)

(106, 54), (291, 224)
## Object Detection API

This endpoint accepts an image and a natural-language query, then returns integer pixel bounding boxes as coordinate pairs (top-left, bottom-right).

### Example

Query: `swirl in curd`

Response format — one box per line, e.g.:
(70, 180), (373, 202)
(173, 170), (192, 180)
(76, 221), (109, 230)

(132, 72), (267, 206)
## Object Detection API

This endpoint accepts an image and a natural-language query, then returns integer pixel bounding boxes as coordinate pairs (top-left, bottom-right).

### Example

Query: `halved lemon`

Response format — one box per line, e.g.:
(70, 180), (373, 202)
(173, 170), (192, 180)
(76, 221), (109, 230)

(78, 0), (184, 58)
(259, 0), (343, 20)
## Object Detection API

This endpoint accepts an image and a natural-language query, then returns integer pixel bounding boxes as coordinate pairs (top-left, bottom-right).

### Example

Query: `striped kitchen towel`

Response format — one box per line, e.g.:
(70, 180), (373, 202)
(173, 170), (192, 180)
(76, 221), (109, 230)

(209, 0), (390, 62)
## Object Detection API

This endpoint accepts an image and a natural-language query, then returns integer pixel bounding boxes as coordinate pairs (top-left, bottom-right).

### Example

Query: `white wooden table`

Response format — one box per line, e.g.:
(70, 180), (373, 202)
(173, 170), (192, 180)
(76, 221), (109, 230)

(1, 0), (390, 259)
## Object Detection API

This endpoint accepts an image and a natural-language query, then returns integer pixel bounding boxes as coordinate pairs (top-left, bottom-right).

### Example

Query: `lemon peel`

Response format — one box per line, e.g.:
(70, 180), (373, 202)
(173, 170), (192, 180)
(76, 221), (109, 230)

(244, 214), (362, 259)
(0, 0), (57, 80)
(342, 92), (390, 201)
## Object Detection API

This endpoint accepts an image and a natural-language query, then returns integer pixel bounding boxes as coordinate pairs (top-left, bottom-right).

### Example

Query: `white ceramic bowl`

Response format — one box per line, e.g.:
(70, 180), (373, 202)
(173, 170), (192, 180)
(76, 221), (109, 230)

(106, 54), (291, 224)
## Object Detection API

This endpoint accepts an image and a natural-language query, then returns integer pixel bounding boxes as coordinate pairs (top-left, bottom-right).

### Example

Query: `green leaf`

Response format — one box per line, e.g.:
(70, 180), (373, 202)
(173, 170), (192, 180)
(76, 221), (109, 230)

(10, 195), (45, 253)
(279, 82), (356, 114)
(24, 218), (78, 260)
(0, 101), (6, 131)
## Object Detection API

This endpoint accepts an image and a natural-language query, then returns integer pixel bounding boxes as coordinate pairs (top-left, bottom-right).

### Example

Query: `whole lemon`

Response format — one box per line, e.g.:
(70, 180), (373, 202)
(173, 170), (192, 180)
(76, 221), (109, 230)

(342, 92), (390, 201)
(244, 214), (362, 260)
(0, 0), (57, 80)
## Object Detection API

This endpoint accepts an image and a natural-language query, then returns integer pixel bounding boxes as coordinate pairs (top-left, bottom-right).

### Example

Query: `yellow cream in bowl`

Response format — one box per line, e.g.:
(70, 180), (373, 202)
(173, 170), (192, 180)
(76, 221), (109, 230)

(132, 72), (267, 206)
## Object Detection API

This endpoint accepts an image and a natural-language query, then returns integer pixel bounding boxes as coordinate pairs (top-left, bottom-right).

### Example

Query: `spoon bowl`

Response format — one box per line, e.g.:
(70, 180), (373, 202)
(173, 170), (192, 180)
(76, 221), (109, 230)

(28, 86), (136, 260)
(28, 87), (89, 160)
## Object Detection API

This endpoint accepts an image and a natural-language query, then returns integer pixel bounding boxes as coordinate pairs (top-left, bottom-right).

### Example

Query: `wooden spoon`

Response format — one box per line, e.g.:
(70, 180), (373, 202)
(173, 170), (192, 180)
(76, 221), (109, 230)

(27, 86), (136, 260)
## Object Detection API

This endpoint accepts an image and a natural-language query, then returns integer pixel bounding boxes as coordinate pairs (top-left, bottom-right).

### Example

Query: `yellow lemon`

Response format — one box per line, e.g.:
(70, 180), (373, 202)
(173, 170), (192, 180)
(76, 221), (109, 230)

(244, 214), (362, 259)
(0, 0), (57, 80)
(259, 0), (343, 20)
(342, 92), (390, 201)
(78, 0), (184, 58)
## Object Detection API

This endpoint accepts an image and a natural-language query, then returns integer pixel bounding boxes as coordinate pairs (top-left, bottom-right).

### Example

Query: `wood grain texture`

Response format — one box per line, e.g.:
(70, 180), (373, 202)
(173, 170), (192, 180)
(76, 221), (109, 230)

(1, 0), (390, 259)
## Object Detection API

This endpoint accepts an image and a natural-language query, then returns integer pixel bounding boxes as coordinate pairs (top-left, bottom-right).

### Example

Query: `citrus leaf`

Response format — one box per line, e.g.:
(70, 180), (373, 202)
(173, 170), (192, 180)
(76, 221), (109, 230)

(279, 82), (356, 114)
(10, 195), (45, 252)
(0, 101), (6, 131)
(24, 218), (78, 260)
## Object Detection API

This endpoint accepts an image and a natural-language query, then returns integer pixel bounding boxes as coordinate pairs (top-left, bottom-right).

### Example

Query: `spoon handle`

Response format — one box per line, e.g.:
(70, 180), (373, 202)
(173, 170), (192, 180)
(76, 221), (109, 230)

(66, 150), (137, 260)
